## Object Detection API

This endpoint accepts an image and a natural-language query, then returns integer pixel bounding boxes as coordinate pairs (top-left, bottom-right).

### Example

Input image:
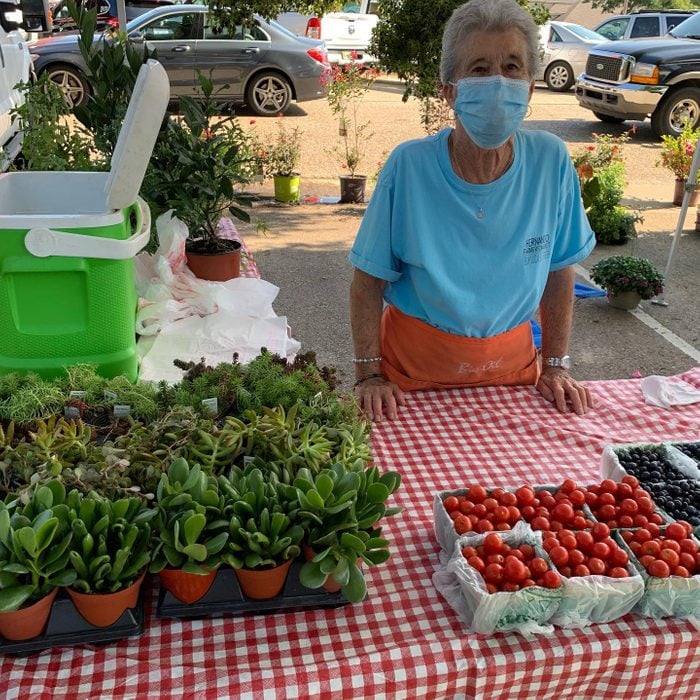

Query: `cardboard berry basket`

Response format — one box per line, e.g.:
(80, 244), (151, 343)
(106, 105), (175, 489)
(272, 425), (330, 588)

(432, 522), (562, 635)
(614, 529), (700, 619)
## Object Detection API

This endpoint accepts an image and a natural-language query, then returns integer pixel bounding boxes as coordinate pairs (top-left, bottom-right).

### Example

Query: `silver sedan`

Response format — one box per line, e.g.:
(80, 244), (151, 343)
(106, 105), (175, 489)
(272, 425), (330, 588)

(29, 5), (330, 115)
(537, 21), (608, 92)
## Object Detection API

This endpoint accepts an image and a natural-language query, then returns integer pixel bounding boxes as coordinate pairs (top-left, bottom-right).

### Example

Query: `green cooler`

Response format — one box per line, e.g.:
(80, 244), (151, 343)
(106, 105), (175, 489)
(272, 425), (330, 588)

(0, 60), (169, 381)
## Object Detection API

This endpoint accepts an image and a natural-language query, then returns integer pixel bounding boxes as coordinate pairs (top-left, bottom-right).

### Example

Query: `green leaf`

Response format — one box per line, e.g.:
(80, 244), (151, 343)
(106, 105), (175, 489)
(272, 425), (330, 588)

(50, 569), (77, 587)
(342, 561), (367, 603)
(315, 473), (335, 501)
(183, 513), (206, 545)
(298, 560), (327, 589)
(205, 531), (228, 555)
(330, 556), (350, 586)
(168, 457), (190, 486)
(367, 482), (390, 503)
(182, 543), (208, 561)
(70, 551), (89, 580)
(340, 532), (366, 554)
(17, 526), (37, 557)
(34, 517), (59, 553)
(0, 585), (35, 612)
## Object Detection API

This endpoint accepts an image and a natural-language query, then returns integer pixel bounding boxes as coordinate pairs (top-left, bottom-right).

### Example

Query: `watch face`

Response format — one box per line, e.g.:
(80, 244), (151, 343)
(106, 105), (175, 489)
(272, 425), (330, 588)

(561, 356), (571, 370)
(548, 356), (571, 369)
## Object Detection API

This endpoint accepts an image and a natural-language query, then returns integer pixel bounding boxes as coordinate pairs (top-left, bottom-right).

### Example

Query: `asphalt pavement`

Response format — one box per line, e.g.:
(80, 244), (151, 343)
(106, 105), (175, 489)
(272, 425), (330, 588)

(235, 84), (700, 390)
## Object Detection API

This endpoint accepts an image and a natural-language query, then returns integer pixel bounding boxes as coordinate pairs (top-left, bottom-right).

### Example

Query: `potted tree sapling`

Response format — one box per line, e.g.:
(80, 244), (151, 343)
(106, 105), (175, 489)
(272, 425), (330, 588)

(220, 466), (304, 600)
(149, 458), (229, 604)
(325, 61), (379, 203)
(263, 118), (304, 203)
(590, 255), (664, 310)
(65, 491), (157, 627)
(0, 481), (76, 641)
(142, 73), (259, 282)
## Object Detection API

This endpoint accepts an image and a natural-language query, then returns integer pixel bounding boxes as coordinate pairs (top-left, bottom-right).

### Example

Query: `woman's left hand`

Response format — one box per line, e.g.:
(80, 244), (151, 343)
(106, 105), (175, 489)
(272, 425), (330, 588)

(536, 367), (593, 415)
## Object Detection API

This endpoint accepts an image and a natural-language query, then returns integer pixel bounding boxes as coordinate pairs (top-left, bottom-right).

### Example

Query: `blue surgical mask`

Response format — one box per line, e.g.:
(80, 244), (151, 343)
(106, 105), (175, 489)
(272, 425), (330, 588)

(451, 75), (530, 149)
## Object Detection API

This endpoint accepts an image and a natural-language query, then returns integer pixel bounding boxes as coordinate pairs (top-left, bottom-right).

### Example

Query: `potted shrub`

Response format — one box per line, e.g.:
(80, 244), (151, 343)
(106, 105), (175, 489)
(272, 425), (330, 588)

(149, 458), (229, 604)
(0, 481), (76, 641)
(656, 118), (700, 206)
(142, 73), (258, 282)
(572, 130), (642, 245)
(325, 61), (378, 203)
(65, 490), (157, 627)
(590, 255), (664, 310)
(220, 466), (304, 600)
(262, 118), (304, 204)
(296, 462), (401, 603)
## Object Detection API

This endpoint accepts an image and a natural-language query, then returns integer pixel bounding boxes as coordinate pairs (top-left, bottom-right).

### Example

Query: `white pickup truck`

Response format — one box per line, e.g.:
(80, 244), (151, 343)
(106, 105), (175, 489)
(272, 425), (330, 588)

(277, 0), (380, 65)
(0, 0), (51, 171)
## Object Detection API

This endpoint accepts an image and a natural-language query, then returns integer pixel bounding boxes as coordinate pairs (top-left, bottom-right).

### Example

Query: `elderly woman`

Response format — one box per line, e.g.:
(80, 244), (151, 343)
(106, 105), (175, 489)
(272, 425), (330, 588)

(348, 0), (595, 421)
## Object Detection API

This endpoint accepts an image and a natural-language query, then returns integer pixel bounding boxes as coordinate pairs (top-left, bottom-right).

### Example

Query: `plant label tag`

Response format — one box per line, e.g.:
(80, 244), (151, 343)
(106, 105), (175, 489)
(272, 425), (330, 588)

(64, 405), (81, 419)
(104, 391), (118, 401)
(114, 404), (131, 418)
(202, 398), (218, 415)
(69, 390), (86, 399)
(243, 455), (256, 466)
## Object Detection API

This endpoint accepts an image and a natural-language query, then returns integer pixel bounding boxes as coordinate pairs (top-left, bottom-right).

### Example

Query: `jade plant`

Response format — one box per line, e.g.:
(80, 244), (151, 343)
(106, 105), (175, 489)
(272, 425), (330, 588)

(219, 466), (303, 570)
(149, 458), (229, 574)
(295, 462), (402, 603)
(0, 481), (76, 612)
(66, 491), (157, 593)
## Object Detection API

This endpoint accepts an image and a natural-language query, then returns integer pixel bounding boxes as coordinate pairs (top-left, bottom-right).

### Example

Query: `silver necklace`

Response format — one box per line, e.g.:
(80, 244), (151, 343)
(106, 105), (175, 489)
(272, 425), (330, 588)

(450, 138), (514, 220)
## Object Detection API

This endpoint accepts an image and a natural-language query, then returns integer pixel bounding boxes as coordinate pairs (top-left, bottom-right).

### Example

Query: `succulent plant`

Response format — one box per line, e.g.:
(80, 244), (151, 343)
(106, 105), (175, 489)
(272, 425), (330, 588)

(0, 481), (76, 612)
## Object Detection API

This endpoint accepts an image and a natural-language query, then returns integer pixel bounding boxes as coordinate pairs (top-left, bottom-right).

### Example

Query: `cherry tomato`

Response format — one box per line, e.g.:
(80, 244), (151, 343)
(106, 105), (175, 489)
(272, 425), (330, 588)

(520, 505), (536, 521)
(467, 555), (486, 574)
(648, 559), (670, 578)
(560, 478), (577, 494)
(502, 581), (520, 592)
(599, 479), (618, 494)
(530, 557), (549, 576)
(608, 567), (629, 578)
(486, 583), (498, 594)
(633, 528), (652, 544)
(484, 563), (504, 584)
(639, 554), (656, 569)
(585, 491), (598, 508)
(500, 491), (518, 507)
(646, 522), (661, 538)
(660, 548), (680, 568)
(461, 546), (478, 559)
(487, 553), (506, 566)
(632, 514), (649, 528)
(483, 497), (499, 512)
(572, 516), (588, 530)
(575, 531), (595, 552)
(596, 505), (617, 522)
(598, 492), (616, 507)
(515, 486), (536, 506)
(493, 505), (510, 523)
(443, 496), (460, 512)
(530, 516), (551, 531)
(468, 485), (488, 503)
(616, 483), (633, 499)
(572, 564), (591, 577)
(542, 570), (562, 588)
(621, 474), (639, 488)
(518, 544), (535, 560)
(636, 497), (655, 516)
(588, 557), (606, 575)
(679, 552), (697, 572)
(454, 515), (472, 534)
(609, 547), (629, 567)
(621, 530), (635, 543)
(507, 505), (521, 523)
(591, 522), (611, 541)
(490, 488), (505, 501)
(568, 489), (586, 506)
(567, 549), (586, 567)
(495, 522), (511, 531)
(665, 522), (688, 541)
(680, 538), (699, 554)
(476, 519), (494, 533)
(673, 566), (691, 578)
(552, 503), (575, 524)
(483, 533), (504, 555)
(473, 503), (487, 517)
(549, 545), (569, 567)
(549, 520), (564, 532)
(617, 515), (634, 528)
(661, 539), (681, 554)
(504, 556), (528, 582)
(508, 548), (524, 561)
(521, 578), (536, 588)
(639, 540), (661, 557)
(459, 500), (475, 515)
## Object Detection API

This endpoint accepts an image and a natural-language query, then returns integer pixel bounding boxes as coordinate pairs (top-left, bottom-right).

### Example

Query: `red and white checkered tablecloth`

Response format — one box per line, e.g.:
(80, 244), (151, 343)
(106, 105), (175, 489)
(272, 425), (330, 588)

(3, 370), (700, 699)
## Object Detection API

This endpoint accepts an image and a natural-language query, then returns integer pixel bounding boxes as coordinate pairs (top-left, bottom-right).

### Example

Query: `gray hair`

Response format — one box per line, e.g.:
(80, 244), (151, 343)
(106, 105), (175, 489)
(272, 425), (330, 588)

(440, 0), (541, 83)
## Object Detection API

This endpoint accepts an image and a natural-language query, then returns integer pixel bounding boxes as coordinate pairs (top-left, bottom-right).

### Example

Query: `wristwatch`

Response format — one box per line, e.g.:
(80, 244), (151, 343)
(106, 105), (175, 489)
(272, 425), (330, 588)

(545, 355), (571, 370)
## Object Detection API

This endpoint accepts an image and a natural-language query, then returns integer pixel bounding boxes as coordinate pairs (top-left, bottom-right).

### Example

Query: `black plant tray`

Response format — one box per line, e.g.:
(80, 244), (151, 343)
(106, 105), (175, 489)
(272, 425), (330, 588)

(0, 589), (145, 656)
(156, 560), (350, 620)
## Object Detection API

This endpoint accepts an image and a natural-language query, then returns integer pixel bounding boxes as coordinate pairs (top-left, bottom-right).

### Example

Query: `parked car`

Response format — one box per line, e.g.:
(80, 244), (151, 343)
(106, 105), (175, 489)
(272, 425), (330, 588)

(575, 12), (700, 137)
(50, 0), (174, 33)
(537, 20), (607, 92)
(276, 0), (380, 65)
(29, 5), (330, 115)
(593, 9), (695, 41)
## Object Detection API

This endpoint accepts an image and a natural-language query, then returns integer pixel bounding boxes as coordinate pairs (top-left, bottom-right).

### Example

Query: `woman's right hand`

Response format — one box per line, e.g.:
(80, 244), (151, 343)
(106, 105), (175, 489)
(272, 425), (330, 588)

(354, 376), (406, 421)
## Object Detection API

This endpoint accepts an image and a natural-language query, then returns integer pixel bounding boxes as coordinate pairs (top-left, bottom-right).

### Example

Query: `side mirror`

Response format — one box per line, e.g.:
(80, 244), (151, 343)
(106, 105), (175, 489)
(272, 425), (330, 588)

(18, 0), (52, 32)
(0, 1), (22, 32)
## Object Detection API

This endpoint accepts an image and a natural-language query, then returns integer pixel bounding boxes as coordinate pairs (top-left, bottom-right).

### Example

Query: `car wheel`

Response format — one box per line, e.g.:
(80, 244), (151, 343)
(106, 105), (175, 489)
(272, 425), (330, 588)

(592, 111), (626, 124)
(545, 62), (573, 92)
(245, 72), (292, 116)
(44, 64), (89, 109)
(651, 86), (700, 138)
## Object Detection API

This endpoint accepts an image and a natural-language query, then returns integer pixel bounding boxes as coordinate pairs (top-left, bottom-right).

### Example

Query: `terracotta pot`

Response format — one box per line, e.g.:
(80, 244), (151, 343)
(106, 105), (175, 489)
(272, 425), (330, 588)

(672, 179), (700, 207)
(0, 588), (57, 641)
(68, 571), (146, 628)
(159, 568), (217, 604)
(234, 558), (293, 600)
(607, 290), (642, 310)
(339, 175), (367, 204)
(186, 242), (241, 281)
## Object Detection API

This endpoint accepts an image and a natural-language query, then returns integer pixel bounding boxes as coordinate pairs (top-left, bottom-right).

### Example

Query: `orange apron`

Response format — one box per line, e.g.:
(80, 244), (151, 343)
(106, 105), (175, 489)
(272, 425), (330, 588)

(380, 305), (540, 391)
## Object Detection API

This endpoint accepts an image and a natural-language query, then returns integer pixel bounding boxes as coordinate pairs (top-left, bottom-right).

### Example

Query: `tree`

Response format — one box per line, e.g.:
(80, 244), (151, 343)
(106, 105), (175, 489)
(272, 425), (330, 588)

(369, 0), (550, 101)
(585, 1), (700, 12)
(208, 1), (342, 33)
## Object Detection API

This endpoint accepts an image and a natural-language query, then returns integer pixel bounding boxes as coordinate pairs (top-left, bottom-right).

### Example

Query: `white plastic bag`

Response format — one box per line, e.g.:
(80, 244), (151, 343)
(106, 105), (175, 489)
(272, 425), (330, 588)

(432, 522), (561, 635)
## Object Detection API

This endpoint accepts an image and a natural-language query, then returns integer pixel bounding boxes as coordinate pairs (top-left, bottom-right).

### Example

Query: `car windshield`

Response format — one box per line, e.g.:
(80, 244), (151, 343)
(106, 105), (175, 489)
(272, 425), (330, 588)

(565, 24), (606, 42)
(669, 13), (700, 38)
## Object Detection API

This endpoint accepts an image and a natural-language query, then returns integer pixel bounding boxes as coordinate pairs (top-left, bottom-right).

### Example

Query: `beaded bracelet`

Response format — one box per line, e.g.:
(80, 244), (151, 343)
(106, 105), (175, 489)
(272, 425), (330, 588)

(353, 373), (383, 387)
(352, 356), (382, 364)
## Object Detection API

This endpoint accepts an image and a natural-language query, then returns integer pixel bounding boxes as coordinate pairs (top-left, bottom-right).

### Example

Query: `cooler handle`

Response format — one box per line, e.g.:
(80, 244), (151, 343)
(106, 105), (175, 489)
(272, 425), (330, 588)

(24, 198), (151, 260)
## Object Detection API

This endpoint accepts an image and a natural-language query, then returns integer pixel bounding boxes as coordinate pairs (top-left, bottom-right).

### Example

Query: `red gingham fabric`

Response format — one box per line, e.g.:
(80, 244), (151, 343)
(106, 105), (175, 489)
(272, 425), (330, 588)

(3, 370), (700, 699)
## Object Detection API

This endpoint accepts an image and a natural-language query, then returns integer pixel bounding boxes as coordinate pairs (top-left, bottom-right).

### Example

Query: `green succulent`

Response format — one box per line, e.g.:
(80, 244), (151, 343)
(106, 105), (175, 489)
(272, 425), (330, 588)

(0, 481), (76, 612)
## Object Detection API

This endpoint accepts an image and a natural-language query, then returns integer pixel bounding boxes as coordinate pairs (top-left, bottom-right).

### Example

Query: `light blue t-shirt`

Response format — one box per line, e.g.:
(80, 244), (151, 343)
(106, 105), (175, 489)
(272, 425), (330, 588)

(348, 128), (595, 338)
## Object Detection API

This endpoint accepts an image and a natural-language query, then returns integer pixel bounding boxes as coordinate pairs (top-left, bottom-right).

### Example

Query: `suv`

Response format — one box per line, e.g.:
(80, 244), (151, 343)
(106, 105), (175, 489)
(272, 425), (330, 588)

(0, 0), (51, 171)
(594, 10), (694, 41)
(575, 12), (700, 137)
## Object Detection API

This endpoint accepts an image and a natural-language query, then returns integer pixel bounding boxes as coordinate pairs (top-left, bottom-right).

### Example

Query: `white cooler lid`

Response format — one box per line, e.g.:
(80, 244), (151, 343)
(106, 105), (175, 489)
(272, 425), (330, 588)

(105, 59), (170, 211)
